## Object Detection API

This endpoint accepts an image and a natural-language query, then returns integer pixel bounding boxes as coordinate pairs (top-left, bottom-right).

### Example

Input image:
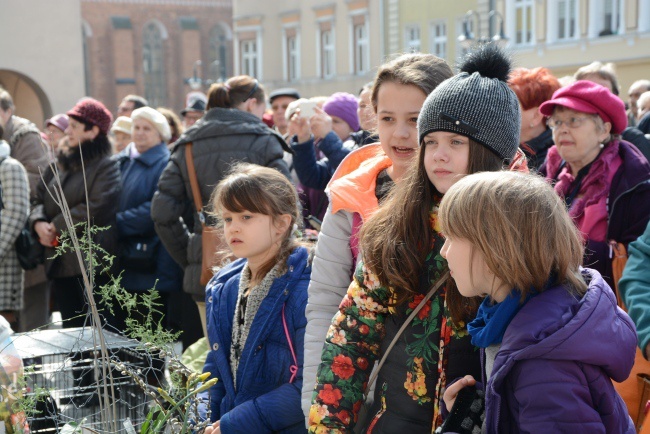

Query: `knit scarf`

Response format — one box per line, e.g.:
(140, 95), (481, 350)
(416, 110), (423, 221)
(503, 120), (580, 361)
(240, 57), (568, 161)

(230, 261), (282, 387)
(545, 141), (620, 230)
(467, 291), (530, 348)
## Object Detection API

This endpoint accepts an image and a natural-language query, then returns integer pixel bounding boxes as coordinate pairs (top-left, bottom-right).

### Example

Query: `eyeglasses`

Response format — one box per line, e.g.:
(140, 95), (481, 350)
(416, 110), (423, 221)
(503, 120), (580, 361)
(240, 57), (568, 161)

(547, 116), (591, 129)
(242, 80), (259, 102)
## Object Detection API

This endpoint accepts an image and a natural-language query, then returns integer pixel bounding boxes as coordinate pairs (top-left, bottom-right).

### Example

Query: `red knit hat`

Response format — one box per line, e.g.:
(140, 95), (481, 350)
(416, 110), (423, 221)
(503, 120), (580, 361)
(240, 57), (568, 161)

(539, 80), (627, 134)
(67, 98), (113, 135)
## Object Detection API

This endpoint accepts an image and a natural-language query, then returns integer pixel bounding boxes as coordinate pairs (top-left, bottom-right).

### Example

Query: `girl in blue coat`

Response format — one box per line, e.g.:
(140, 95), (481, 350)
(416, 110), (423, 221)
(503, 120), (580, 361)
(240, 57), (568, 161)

(202, 163), (310, 434)
(439, 171), (636, 434)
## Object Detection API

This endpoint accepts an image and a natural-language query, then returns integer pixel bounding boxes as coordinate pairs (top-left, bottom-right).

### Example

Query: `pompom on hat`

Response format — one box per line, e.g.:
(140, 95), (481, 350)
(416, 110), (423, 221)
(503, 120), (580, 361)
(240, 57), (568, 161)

(417, 43), (521, 161)
(323, 92), (360, 132)
(131, 107), (171, 142)
(539, 80), (628, 134)
(67, 98), (113, 135)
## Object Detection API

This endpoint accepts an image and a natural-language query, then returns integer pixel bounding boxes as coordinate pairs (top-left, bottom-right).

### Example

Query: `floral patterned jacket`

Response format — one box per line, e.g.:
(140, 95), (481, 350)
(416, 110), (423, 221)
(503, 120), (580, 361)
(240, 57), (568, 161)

(309, 208), (481, 434)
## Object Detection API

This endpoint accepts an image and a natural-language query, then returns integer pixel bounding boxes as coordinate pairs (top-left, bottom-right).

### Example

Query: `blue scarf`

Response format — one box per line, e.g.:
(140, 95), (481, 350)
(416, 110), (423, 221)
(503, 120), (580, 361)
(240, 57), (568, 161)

(467, 290), (531, 348)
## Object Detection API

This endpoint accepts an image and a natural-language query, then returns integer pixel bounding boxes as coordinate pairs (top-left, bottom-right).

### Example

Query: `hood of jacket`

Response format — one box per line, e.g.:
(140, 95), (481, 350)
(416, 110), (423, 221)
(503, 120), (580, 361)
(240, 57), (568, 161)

(326, 143), (392, 220)
(173, 107), (292, 154)
(493, 269), (636, 385)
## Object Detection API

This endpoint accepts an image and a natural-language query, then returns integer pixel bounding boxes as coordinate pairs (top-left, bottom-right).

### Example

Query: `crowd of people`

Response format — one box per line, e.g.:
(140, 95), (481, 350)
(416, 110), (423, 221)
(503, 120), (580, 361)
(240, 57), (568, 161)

(1, 43), (650, 433)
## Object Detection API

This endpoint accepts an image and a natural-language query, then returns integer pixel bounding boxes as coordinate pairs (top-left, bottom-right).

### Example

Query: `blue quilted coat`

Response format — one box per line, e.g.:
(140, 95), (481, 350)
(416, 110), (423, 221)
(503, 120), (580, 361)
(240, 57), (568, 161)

(201, 246), (310, 433)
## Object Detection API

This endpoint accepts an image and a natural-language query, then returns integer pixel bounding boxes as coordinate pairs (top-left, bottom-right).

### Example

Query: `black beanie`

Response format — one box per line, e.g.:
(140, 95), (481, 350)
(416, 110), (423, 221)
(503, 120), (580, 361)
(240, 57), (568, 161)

(417, 44), (520, 161)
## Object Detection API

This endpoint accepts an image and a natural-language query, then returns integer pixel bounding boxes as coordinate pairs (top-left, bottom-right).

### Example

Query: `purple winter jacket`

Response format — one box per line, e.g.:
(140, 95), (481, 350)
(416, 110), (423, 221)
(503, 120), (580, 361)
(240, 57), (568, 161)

(484, 269), (636, 434)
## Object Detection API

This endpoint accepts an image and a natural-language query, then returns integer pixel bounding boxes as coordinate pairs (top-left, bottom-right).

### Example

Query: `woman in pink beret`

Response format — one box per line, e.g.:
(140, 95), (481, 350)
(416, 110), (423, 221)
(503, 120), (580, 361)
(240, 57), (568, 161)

(539, 80), (650, 289)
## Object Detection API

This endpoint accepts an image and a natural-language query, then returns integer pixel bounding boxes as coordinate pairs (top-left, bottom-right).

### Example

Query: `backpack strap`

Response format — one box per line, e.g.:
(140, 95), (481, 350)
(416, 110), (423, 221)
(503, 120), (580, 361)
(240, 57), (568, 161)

(349, 212), (363, 266)
(282, 303), (299, 384)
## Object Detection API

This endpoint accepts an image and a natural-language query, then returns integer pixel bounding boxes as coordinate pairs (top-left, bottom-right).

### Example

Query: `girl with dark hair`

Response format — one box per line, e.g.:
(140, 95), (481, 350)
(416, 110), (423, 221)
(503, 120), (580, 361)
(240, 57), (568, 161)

(201, 163), (310, 434)
(301, 52), (454, 420)
(309, 44), (528, 433)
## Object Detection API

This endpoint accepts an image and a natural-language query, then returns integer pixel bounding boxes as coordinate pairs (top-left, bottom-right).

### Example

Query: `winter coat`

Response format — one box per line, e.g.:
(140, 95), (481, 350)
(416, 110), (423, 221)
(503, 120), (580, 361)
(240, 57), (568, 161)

(151, 107), (291, 300)
(0, 143), (29, 311)
(30, 136), (121, 279)
(619, 221), (650, 354)
(541, 140), (650, 286)
(309, 245), (480, 433)
(202, 246), (311, 434)
(291, 131), (352, 191)
(483, 269), (636, 433)
(115, 143), (182, 292)
(2, 115), (50, 199)
(302, 144), (392, 419)
(520, 128), (553, 171)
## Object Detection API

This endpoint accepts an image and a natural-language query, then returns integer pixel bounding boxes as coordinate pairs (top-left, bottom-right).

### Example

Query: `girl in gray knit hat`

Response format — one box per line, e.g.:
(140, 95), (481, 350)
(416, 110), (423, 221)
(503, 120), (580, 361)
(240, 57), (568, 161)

(309, 44), (527, 434)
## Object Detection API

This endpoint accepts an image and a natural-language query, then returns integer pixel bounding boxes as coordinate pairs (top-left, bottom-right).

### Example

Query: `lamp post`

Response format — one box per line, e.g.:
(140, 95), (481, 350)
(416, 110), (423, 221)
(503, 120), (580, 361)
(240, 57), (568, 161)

(458, 10), (508, 49)
(187, 60), (203, 90)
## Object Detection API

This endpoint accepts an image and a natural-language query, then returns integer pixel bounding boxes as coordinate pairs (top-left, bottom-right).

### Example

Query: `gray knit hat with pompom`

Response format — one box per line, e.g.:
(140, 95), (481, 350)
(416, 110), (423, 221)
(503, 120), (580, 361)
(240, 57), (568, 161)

(417, 44), (520, 161)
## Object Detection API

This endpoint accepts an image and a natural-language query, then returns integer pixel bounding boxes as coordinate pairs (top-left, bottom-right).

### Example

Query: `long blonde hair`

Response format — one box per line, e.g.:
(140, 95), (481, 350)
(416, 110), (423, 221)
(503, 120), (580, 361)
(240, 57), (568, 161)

(439, 171), (587, 310)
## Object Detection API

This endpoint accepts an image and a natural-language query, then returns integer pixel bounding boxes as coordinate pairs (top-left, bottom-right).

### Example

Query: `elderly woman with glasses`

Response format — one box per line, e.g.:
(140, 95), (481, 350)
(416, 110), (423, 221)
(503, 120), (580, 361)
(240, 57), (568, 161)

(540, 80), (650, 288)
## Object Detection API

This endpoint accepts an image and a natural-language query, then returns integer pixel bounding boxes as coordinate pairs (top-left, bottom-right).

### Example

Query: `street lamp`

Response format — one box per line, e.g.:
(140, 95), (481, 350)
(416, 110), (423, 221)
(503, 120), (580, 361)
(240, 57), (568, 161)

(187, 60), (203, 90)
(458, 10), (508, 49)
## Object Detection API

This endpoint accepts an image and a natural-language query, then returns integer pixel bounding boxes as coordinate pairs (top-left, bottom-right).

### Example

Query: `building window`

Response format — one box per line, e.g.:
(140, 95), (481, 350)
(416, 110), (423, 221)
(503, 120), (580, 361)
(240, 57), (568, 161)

(404, 24), (421, 52)
(209, 25), (230, 83)
(352, 18), (369, 74)
(240, 39), (258, 78)
(319, 26), (335, 78)
(284, 28), (300, 82)
(514, 0), (534, 45)
(557, 0), (577, 39)
(602, 0), (621, 35)
(143, 21), (166, 107)
(430, 20), (447, 59)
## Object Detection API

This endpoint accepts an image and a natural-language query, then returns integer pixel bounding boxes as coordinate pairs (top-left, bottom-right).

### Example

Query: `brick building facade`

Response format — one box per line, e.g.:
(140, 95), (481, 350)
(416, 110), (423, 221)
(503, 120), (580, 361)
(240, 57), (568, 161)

(81, 0), (233, 115)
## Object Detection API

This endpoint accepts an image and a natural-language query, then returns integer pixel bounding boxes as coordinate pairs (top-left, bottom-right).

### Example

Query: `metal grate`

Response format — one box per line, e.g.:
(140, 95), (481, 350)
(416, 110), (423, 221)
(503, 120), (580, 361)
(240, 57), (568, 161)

(13, 327), (155, 433)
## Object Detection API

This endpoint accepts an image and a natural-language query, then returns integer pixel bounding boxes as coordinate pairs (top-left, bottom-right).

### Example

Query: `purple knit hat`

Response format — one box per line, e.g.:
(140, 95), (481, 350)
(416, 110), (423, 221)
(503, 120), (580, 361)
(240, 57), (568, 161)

(323, 92), (360, 132)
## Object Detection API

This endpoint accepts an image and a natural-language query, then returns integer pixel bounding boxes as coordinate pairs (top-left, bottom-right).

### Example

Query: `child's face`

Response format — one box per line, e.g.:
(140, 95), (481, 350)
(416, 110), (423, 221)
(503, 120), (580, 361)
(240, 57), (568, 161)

(376, 82), (427, 181)
(222, 209), (289, 267)
(441, 236), (509, 302)
(422, 131), (470, 194)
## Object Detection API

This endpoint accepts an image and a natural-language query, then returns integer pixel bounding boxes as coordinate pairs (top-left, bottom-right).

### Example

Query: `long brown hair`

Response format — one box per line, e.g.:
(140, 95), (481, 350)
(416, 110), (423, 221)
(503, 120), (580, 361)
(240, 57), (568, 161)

(359, 139), (504, 308)
(439, 171), (587, 321)
(210, 163), (302, 282)
(207, 75), (265, 110)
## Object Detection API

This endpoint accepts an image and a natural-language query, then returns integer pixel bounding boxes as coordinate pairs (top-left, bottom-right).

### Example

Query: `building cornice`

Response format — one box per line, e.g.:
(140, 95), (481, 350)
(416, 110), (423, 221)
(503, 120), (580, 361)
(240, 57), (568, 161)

(81, 0), (231, 7)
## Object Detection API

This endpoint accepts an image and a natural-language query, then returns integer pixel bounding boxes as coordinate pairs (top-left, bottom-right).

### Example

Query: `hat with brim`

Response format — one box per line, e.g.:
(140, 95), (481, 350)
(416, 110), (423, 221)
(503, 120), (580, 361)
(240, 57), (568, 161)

(539, 80), (627, 134)
(111, 116), (133, 135)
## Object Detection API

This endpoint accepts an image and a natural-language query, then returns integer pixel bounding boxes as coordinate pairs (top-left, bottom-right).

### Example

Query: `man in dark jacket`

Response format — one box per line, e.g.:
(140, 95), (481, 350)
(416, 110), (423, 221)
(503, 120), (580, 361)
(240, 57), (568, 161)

(151, 103), (290, 344)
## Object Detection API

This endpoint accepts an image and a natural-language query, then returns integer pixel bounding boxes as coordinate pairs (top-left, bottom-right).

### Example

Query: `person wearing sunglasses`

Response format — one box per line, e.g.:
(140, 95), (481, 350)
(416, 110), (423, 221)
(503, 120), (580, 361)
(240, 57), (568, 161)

(539, 80), (650, 288)
(152, 75), (292, 349)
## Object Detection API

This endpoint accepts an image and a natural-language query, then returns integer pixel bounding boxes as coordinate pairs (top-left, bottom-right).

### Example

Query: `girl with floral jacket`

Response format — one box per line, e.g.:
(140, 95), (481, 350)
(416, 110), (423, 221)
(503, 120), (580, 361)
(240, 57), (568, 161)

(309, 44), (527, 433)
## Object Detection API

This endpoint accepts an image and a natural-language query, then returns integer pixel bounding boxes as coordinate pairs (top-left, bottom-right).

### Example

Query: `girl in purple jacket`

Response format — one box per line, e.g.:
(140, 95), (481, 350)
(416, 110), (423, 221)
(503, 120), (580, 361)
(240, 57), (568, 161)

(438, 171), (636, 434)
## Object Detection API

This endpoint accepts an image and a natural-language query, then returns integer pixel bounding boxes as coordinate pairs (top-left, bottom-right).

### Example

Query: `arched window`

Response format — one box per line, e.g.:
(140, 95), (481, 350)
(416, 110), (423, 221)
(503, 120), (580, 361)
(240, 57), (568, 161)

(143, 21), (166, 106)
(209, 24), (231, 82)
(82, 21), (92, 96)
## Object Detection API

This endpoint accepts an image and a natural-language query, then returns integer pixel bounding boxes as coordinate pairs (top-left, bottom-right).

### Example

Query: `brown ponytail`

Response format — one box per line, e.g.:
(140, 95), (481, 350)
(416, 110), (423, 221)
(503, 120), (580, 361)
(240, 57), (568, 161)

(207, 75), (265, 110)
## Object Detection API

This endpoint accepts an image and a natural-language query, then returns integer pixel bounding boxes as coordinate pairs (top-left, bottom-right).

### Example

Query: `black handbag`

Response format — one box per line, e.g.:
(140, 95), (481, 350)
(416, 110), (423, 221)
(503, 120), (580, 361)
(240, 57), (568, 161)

(15, 220), (44, 270)
(120, 237), (160, 272)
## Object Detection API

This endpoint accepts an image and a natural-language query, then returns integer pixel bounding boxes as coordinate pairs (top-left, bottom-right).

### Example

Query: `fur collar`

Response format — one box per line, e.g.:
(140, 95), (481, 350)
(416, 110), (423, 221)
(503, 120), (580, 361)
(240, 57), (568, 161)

(57, 135), (112, 171)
